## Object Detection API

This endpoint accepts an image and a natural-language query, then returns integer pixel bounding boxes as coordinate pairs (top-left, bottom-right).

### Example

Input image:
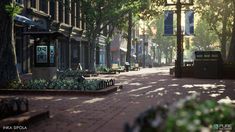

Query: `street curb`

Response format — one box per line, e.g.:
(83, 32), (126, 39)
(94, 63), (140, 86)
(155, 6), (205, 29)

(0, 110), (49, 131)
(0, 85), (123, 96)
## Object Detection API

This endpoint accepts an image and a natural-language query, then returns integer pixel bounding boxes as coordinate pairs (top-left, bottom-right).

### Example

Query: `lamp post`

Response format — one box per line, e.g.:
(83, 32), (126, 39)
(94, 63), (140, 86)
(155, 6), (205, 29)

(165, 0), (193, 78)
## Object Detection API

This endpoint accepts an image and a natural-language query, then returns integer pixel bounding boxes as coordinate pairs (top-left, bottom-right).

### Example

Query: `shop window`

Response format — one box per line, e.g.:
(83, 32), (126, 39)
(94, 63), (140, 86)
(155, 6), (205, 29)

(76, 1), (81, 28)
(35, 43), (56, 67)
(59, 1), (64, 22)
(65, 0), (70, 24)
(16, 0), (23, 5)
(36, 45), (47, 63)
(30, 0), (36, 8)
(71, 2), (75, 26)
(50, 1), (55, 20)
(39, 1), (48, 13)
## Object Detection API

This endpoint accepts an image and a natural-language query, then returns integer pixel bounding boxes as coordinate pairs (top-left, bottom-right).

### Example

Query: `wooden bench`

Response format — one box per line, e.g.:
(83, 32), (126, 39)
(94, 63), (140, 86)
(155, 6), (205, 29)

(111, 64), (124, 73)
(133, 63), (140, 71)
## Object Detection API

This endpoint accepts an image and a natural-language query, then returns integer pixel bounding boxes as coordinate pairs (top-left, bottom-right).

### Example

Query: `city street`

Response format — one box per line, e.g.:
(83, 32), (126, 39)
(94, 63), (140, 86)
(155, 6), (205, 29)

(1, 66), (235, 132)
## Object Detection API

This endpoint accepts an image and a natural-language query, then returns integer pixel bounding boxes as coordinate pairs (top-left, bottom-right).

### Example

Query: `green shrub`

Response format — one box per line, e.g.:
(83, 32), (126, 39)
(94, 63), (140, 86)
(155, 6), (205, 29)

(7, 80), (22, 89)
(125, 96), (235, 132)
(24, 79), (48, 90)
(96, 65), (110, 72)
(22, 79), (104, 91)
(48, 79), (81, 90)
(58, 69), (84, 80)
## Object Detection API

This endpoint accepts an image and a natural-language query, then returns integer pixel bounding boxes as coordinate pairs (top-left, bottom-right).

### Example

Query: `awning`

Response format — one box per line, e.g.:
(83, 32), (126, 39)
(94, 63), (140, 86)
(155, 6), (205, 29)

(23, 31), (65, 39)
(15, 15), (35, 26)
(120, 47), (127, 52)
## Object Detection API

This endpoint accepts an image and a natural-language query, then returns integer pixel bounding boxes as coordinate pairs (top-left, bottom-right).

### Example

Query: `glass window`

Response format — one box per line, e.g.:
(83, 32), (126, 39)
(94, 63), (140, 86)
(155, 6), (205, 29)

(30, 0), (36, 8)
(50, 1), (55, 20)
(40, 1), (48, 13)
(59, 1), (64, 22)
(16, 0), (23, 5)
(36, 46), (48, 63)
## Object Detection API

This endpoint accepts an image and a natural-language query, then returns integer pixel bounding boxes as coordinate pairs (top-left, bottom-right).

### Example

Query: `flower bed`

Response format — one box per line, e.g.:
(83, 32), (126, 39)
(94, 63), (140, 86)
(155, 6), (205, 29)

(125, 96), (235, 132)
(8, 70), (115, 91)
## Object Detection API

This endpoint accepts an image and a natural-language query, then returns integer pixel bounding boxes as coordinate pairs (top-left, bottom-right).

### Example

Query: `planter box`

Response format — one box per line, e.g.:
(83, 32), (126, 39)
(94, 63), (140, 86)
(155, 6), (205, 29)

(0, 85), (123, 96)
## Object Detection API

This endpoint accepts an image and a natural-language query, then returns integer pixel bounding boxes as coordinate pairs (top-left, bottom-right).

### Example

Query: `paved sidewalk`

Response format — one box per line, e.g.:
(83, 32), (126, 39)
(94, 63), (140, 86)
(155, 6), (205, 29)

(1, 66), (235, 132)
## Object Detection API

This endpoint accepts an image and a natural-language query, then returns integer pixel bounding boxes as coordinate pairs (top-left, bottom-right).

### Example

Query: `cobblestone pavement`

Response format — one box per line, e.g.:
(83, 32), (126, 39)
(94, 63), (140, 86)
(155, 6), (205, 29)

(1, 66), (235, 132)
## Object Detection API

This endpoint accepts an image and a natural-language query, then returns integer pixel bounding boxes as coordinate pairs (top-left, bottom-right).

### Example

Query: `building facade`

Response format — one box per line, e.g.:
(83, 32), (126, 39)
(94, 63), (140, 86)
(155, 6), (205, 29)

(14, 0), (90, 75)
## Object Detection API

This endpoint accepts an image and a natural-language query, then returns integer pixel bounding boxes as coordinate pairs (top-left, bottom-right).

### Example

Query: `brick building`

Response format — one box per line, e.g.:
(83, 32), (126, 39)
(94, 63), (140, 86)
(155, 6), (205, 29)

(14, 0), (95, 75)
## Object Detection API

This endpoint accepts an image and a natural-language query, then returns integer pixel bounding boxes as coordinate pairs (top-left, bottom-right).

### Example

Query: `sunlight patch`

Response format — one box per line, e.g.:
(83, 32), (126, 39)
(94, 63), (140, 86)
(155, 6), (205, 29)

(53, 99), (62, 102)
(145, 88), (165, 95)
(69, 97), (78, 100)
(175, 92), (181, 95)
(182, 84), (194, 88)
(149, 82), (158, 84)
(83, 98), (105, 104)
(128, 86), (152, 93)
(34, 97), (54, 100)
(158, 79), (167, 82)
(210, 94), (221, 97)
(168, 84), (179, 87)
(188, 91), (197, 94)
(218, 96), (235, 104)
(129, 83), (142, 86)
(71, 110), (82, 114)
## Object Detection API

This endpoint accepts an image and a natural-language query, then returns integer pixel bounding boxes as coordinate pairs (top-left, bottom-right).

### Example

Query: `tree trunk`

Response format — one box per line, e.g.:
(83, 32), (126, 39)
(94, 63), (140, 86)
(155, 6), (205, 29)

(157, 49), (162, 65)
(106, 26), (115, 69)
(0, 0), (21, 88)
(227, 4), (235, 62)
(89, 38), (97, 72)
(126, 11), (132, 63)
(106, 42), (111, 68)
(221, 14), (228, 60)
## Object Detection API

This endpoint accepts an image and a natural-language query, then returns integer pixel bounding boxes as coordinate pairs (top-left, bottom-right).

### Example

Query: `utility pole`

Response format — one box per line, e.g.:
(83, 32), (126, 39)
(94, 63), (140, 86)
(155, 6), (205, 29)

(175, 0), (182, 77)
(165, 0), (193, 78)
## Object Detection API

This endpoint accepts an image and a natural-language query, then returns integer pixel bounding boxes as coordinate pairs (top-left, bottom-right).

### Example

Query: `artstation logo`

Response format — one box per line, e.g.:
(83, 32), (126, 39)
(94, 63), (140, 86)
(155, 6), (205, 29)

(213, 124), (232, 131)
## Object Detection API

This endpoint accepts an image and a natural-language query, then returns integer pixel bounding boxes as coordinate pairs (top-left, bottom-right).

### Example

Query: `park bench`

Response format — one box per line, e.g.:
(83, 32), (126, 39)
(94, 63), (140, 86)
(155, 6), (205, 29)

(111, 64), (124, 73)
(131, 63), (140, 71)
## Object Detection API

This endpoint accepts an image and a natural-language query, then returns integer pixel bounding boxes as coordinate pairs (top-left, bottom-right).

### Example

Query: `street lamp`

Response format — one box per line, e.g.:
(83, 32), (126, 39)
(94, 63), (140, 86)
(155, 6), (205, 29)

(165, 0), (194, 78)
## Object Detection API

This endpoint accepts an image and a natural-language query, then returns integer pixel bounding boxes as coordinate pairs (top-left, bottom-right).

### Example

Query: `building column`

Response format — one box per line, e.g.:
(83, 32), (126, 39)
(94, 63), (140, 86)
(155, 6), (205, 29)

(26, 0), (30, 8)
(68, 0), (71, 25)
(74, 2), (77, 27)
(47, 0), (49, 15)
(55, 0), (59, 21)
(36, 0), (39, 10)
(68, 37), (72, 69)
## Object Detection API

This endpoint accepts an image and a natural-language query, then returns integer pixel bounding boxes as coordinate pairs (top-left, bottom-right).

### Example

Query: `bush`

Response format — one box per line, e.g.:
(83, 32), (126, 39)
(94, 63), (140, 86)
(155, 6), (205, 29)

(96, 65), (110, 73)
(48, 79), (81, 90)
(24, 79), (48, 90)
(57, 69), (85, 82)
(7, 80), (22, 89)
(125, 96), (235, 132)
(22, 79), (108, 91)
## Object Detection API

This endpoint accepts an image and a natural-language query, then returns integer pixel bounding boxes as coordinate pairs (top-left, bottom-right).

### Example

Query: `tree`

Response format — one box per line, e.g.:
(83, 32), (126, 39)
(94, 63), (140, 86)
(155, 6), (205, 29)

(191, 19), (218, 51)
(0, 1), (22, 88)
(227, 1), (235, 62)
(80, 0), (148, 72)
(195, 0), (234, 60)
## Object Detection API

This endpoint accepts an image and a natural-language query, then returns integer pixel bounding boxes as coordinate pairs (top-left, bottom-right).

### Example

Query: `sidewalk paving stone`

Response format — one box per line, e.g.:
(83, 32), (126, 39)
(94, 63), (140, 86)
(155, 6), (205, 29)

(1, 66), (235, 132)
